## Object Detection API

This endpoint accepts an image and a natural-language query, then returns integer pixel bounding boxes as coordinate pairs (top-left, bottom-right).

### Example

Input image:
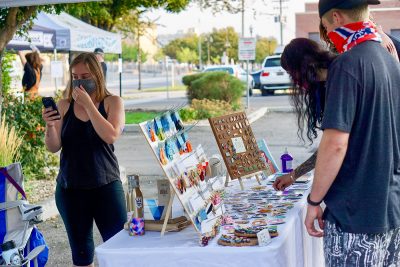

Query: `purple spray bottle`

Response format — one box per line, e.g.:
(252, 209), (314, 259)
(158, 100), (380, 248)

(280, 147), (293, 173)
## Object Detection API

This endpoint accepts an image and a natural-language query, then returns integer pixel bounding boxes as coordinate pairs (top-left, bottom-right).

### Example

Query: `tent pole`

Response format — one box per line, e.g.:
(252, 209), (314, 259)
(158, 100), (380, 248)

(119, 53), (122, 97)
(54, 49), (58, 93)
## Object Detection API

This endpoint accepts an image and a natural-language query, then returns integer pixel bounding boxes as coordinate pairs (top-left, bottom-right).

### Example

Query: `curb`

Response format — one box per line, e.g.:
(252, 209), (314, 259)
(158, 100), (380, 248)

(39, 166), (127, 221)
(122, 106), (290, 133)
(267, 106), (294, 113)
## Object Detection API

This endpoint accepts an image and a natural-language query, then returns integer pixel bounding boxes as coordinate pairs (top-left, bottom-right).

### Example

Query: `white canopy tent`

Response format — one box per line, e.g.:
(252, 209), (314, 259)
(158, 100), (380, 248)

(33, 12), (123, 95)
(34, 12), (122, 54)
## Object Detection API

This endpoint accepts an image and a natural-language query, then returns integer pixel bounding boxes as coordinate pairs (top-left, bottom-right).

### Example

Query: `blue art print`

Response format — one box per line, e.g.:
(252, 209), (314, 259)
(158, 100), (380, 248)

(160, 114), (170, 133)
(154, 117), (165, 141)
(171, 111), (184, 131)
(145, 121), (153, 139)
(166, 112), (177, 134)
(257, 139), (279, 174)
(182, 132), (188, 143)
(165, 139), (179, 161)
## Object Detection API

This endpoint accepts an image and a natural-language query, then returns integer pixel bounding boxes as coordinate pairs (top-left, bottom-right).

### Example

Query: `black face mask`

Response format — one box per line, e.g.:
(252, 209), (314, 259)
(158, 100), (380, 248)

(72, 79), (96, 94)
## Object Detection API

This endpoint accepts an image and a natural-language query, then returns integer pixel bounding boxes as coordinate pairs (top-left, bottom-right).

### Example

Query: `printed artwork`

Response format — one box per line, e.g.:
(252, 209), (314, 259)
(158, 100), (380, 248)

(257, 139), (279, 176)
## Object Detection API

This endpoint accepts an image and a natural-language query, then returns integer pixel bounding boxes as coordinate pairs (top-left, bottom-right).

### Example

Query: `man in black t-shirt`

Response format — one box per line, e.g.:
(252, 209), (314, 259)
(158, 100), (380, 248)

(94, 48), (107, 81)
(305, 1), (400, 266)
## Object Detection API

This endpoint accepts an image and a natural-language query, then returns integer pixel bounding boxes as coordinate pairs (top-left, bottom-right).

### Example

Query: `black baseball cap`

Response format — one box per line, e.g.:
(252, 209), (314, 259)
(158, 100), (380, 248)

(94, 48), (104, 54)
(319, 0), (381, 18)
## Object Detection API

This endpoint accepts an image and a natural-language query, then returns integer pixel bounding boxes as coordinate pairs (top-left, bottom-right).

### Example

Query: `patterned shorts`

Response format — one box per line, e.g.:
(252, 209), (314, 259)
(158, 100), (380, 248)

(324, 221), (400, 267)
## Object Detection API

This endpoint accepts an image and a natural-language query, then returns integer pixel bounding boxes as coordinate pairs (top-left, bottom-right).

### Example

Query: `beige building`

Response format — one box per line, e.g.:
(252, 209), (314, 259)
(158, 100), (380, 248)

(122, 24), (160, 64)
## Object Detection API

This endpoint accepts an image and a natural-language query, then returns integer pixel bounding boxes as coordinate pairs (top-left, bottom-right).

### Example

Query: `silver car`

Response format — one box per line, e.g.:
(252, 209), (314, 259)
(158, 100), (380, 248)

(203, 65), (254, 96)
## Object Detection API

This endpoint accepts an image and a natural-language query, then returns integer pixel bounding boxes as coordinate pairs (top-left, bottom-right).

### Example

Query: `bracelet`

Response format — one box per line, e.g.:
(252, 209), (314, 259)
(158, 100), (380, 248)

(289, 172), (295, 182)
(307, 194), (323, 206)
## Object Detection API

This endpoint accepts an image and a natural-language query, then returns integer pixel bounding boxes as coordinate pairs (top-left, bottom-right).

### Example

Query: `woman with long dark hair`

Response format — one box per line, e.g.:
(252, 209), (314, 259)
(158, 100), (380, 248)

(18, 50), (43, 99)
(272, 38), (335, 190)
(273, 32), (400, 191)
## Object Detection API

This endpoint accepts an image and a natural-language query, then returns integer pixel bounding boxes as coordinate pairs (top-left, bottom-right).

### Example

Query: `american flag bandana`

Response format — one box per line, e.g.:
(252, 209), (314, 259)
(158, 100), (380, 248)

(328, 20), (382, 54)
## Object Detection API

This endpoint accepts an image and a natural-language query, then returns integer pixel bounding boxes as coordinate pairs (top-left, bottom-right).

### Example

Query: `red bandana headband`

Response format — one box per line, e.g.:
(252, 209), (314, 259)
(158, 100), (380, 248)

(328, 20), (382, 54)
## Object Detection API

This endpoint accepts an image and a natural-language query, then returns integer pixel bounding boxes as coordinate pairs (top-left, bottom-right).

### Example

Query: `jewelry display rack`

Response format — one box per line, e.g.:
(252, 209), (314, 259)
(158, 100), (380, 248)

(139, 110), (225, 239)
(208, 111), (267, 190)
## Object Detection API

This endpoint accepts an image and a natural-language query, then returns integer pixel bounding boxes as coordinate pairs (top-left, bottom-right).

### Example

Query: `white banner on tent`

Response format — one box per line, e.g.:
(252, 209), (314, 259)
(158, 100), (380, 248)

(9, 31), (54, 49)
(70, 32), (122, 54)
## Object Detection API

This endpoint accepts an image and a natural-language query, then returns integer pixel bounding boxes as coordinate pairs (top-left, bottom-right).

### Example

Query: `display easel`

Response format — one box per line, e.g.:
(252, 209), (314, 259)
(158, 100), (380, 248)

(224, 171), (262, 190)
(209, 111), (267, 190)
(139, 112), (225, 239)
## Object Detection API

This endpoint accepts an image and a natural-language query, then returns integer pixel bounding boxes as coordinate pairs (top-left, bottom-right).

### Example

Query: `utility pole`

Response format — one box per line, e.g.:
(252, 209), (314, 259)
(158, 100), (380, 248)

(197, 16), (202, 71)
(198, 35), (202, 70)
(279, 0), (283, 45)
(241, 0), (245, 37)
(137, 30), (142, 90)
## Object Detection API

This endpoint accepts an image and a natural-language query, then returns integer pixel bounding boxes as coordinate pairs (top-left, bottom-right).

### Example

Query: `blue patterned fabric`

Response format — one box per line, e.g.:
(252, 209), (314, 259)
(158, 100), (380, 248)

(324, 221), (400, 267)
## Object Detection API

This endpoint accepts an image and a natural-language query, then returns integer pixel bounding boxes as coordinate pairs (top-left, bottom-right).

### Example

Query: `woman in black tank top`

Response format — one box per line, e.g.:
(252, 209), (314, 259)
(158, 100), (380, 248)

(42, 52), (126, 267)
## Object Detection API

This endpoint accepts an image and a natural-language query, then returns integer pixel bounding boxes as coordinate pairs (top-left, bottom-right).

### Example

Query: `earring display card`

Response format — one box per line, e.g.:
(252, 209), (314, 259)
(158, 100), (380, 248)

(209, 111), (267, 180)
(139, 110), (226, 240)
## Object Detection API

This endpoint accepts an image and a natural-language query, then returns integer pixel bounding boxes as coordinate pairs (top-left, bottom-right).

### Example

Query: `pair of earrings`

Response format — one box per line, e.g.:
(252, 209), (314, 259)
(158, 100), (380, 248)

(176, 175), (187, 194)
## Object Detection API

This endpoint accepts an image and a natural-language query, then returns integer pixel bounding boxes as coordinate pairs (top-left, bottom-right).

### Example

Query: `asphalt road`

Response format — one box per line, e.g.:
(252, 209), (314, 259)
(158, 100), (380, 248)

(123, 89), (292, 111)
(107, 73), (185, 95)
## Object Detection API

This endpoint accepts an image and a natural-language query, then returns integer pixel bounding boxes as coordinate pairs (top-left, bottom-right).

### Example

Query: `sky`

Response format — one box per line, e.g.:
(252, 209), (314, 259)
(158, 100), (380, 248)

(148, 0), (317, 45)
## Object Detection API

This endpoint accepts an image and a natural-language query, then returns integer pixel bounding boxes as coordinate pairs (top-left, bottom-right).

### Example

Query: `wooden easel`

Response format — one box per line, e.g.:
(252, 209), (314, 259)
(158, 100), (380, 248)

(160, 189), (175, 237)
(139, 122), (224, 238)
(224, 171), (262, 190)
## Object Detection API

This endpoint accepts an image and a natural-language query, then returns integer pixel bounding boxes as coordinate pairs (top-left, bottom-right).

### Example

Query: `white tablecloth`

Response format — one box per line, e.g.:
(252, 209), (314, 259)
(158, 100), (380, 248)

(95, 187), (324, 267)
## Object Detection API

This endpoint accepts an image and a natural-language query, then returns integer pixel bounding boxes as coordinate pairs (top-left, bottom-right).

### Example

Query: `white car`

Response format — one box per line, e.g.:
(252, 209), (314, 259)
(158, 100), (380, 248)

(203, 65), (254, 96)
(259, 55), (291, 96)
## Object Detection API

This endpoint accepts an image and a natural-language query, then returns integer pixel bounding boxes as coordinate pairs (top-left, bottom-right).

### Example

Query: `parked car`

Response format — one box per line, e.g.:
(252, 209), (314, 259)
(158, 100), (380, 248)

(203, 65), (254, 96)
(259, 55), (291, 96)
(250, 69), (262, 90)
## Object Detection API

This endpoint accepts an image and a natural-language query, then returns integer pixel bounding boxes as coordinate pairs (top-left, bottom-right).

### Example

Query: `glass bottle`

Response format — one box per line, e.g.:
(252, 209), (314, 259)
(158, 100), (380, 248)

(127, 174), (145, 236)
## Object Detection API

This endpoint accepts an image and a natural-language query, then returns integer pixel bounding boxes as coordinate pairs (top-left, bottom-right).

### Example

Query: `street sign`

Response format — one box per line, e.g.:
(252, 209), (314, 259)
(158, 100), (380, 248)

(238, 37), (256, 61)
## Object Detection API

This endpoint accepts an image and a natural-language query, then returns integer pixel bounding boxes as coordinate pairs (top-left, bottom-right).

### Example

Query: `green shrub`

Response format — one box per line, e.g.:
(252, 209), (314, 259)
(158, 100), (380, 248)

(1, 94), (58, 180)
(179, 107), (198, 122)
(186, 72), (244, 104)
(1, 51), (14, 95)
(180, 99), (235, 121)
(182, 73), (205, 87)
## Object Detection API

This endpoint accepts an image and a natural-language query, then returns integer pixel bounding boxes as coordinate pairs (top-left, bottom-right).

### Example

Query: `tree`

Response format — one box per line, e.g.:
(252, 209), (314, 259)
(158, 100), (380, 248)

(0, 6), (64, 113)
(153, 49), (165, 63)
(256, 37), (278, 63)
(163, 33), (199, 60)
(66, 0), (190, 31)
(176, 47), (198, 63)
(202, 27), (239, 64)
(122, 43), (148, 63)
(114, 10), (155, 90)
(163, 27), (240, 65)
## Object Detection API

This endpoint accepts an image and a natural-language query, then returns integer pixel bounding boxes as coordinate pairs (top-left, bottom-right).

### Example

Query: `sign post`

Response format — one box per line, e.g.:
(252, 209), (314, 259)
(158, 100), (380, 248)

(238, 38), (256, 110)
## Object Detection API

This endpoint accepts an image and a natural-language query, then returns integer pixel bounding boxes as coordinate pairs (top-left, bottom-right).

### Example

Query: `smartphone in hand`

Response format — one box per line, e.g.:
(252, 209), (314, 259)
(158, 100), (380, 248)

(42, 97), (60, 119)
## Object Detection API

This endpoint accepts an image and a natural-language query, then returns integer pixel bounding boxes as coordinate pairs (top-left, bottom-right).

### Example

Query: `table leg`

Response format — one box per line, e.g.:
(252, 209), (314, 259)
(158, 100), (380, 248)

(239, 178), (244, 190)
(224, 172), (230, 187)
(255, 174), (262, 185)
